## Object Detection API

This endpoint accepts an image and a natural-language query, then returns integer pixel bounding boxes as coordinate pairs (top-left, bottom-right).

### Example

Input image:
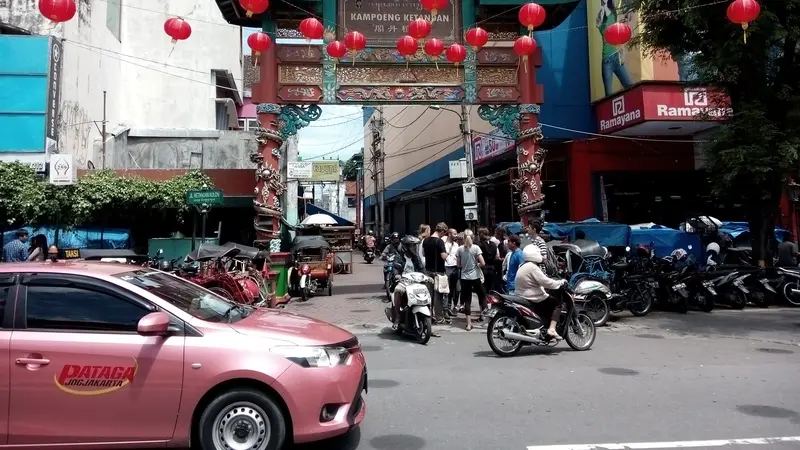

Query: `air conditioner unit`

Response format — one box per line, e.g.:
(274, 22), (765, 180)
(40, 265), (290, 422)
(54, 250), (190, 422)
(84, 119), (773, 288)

(464, 206), (478, 222)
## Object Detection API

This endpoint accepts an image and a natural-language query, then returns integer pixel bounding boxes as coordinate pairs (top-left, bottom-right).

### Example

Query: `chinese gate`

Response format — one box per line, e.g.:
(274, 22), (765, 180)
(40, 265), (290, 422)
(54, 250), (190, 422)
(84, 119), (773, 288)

(214, 0), (581, 249)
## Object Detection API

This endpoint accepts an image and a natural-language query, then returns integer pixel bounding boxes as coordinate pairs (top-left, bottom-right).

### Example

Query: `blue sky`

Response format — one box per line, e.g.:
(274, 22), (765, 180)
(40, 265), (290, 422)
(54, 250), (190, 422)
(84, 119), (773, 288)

(243, 28), (363, 161)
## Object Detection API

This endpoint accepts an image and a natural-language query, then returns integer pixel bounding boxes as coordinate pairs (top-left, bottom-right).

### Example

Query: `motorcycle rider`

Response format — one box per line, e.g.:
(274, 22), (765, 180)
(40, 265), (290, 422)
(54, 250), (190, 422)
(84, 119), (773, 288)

(515, 244), (568, 340)
(363, 230), (376, 256)
(390, 235), (426, 330)
(381, 232), (402, 261)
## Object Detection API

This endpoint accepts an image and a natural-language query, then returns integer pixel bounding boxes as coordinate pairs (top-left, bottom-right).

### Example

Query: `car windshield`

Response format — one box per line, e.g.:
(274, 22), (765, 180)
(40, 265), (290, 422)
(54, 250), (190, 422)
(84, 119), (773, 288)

(114, 269), (250, 323)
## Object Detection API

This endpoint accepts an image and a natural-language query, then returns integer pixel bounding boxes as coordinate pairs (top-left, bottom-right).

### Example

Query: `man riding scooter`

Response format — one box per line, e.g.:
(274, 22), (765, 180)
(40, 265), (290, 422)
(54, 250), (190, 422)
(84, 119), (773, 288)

(390, 235), (426, 330)
(381, 232), (402, 261)
(363, 230), (376, 256)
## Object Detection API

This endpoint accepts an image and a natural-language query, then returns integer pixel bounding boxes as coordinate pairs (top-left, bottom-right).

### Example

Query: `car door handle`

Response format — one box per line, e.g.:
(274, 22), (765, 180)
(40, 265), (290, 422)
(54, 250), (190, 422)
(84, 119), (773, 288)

(16, 358), (50, 365)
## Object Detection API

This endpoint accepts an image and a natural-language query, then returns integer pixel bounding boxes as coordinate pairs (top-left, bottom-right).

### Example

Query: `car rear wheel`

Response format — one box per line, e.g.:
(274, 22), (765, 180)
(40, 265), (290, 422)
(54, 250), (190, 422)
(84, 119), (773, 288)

(197, 388), (287, 450)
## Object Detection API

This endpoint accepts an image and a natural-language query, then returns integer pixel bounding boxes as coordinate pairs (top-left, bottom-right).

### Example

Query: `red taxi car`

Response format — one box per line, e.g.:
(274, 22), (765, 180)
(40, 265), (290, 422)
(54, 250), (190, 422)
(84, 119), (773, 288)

(0, 260), (367, 449)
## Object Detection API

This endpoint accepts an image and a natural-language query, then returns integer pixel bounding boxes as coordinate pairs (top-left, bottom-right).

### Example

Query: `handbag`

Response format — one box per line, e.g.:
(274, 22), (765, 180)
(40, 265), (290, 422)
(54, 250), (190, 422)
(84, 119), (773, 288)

(435, 273), (450, 294)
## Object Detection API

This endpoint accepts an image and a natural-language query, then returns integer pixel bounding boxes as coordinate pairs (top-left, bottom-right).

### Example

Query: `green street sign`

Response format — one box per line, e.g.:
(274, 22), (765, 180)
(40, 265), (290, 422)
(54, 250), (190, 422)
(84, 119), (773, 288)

(186, 189), (224, 206)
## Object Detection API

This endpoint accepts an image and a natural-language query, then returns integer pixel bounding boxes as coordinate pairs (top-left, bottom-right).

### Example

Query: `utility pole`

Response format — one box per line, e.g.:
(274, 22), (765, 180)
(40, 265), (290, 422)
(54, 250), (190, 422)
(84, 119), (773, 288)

(101, 90), (107, 169)
(378, 106), (386, 238)
(460, 103), (474, 180)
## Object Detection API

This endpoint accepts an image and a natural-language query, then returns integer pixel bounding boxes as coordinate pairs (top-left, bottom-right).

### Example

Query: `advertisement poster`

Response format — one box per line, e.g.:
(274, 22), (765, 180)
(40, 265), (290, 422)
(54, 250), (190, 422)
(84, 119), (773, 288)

(586, 0), (695, 102)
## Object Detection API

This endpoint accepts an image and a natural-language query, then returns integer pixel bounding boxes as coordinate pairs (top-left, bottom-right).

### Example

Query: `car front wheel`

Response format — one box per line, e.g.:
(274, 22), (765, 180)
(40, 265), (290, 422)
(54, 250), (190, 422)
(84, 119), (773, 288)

(197, 388), (287, 450)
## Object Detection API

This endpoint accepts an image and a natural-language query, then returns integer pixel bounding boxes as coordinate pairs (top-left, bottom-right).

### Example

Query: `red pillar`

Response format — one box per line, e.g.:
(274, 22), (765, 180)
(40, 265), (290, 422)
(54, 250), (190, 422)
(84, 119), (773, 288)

(568, 141), (594, 220)
(251, 46), (284, 248)
(515, 49), (545, 226)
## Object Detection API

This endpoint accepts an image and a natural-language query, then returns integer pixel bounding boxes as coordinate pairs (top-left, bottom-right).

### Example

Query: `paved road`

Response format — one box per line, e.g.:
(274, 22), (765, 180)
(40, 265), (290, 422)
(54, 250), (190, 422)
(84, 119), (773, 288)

(291, 303), (800, 450)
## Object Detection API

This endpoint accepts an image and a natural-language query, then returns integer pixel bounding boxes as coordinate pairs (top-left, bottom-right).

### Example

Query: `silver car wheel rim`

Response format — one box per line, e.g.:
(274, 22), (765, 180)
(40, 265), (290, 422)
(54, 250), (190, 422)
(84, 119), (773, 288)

(212, 402), (271, 450)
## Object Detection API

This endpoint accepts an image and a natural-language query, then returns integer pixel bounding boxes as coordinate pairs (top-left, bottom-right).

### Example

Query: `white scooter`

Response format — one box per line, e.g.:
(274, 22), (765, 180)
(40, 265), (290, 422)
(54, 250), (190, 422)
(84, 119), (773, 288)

(384, 271), (433, 344)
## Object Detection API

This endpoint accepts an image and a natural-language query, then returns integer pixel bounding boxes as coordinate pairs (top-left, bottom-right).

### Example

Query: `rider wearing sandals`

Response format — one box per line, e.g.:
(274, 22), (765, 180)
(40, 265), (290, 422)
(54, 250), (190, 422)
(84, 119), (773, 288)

(515, 245), (568, 340)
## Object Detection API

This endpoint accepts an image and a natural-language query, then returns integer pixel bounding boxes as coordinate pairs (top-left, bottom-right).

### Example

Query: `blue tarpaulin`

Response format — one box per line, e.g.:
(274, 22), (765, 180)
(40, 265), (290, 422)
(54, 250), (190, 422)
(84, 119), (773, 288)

(2, 226), (131, 249)
(304, 203), (354, 226)
(543, 219), (631, 247)
(718, 221), (790, 243)
(629, 227), (702, 260)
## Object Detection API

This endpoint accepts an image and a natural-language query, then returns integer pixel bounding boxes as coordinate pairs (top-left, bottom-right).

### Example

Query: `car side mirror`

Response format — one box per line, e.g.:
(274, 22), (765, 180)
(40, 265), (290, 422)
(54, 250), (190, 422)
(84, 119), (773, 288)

(137, 312), (171, 337)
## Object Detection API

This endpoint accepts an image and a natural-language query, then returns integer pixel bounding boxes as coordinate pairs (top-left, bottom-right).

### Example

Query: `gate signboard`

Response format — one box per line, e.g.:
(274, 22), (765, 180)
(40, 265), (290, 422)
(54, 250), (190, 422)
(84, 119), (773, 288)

(338, 0), (460, 46)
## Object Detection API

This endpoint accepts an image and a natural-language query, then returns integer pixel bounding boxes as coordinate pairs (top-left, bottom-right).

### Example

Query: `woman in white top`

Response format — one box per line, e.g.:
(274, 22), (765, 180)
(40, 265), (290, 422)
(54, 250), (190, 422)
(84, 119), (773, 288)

(457, 233), (486, 331)
(515, 245), (567, 340)
(443, 228), (459, 315)
(417, 224), (430, 267)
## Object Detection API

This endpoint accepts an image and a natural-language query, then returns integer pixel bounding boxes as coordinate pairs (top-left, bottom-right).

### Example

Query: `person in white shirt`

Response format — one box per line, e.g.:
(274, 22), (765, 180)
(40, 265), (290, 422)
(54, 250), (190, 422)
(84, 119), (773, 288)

(443, 228), (459, 316)
(515, 245), (567, 340)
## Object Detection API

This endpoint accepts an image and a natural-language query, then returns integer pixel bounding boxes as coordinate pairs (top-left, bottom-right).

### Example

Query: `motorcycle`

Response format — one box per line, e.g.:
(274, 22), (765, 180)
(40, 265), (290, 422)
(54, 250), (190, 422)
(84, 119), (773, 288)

(483, 285), (596, 357)
(384, 271), (434, 344)
(671, 264), (716, 312)
(777, 266), (800, 306)
(572, 278), (613, 327)
(364, 247), (376, 264)
(383, 255), (396, 303)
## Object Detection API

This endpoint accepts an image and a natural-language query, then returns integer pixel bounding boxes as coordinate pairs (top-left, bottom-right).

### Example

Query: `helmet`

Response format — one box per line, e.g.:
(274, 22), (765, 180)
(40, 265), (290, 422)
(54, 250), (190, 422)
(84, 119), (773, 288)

(522, 244), (543, 264)
(401, 235), (420, 245)
(706, 242), (720, 254)
(367, 230), (374, 235)
(670, 248), (688, 261)
(391, 232), (400, 241)
(636, 244), (650, 257)
(159, 260), (174, 272)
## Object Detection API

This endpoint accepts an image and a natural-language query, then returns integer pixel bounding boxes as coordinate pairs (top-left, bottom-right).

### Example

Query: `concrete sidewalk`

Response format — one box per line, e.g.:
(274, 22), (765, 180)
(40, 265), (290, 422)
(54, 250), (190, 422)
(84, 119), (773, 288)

(333, 260), (385, 295)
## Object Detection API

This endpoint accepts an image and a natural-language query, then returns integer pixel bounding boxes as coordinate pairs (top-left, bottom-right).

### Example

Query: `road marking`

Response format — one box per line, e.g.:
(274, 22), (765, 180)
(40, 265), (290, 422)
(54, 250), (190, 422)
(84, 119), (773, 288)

(526, 436), (800, 450)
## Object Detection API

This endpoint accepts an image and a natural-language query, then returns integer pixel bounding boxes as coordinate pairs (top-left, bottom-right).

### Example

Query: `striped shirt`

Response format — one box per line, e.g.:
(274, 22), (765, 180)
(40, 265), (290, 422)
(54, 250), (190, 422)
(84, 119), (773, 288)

(2, 239), (28, 262)
(533, 236), (547, 259)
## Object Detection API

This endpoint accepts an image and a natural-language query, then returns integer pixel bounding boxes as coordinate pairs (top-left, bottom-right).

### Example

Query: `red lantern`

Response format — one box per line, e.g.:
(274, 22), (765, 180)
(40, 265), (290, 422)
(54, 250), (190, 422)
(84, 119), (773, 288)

(420, 0), (448, 17)
(298, 17), (324, 41)
(397, 35), (418, 57)
(445, 43), (466, 66)
(603, 22), (632, 46)
(408, 18), (432, 40)
(164, 17), (192, 44)
(513, 35), (537, 73)
(465, 27), (489, 51)
(727, 0), (761, 43)
(247, 31), (272, 57)
(518, 2), (546, 34)
(38, 0), (76, 23)
(326, 40), (347, 60)
(239, 0), (268, 18)
(344, 31), (366, 65)
(424, 38), (444, 68)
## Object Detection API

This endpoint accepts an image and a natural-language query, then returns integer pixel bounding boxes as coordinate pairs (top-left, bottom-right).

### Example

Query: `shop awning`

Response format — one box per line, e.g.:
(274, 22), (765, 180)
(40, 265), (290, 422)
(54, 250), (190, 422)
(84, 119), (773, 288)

(305, 203), (354, 226)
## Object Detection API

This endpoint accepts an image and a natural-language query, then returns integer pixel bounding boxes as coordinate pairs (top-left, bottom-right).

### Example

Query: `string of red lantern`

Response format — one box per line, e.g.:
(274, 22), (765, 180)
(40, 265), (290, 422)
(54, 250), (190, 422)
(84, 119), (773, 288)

(298, 17), (324, 41)
(38, 0), (76, 23)
(465, 27), (489, 52)
(424, 38), (444, 69)
(726, 0), (761, 43)
(513, 35), (537, 73)
(445, 43), (466, 66)
(239, 0), (268, 18)
(164, 17), (192, 44)
(518, 2), (546, 36)
(344, 31), (367, 66)
(247, 31), (272, 67)
(420, 0), (448, 18)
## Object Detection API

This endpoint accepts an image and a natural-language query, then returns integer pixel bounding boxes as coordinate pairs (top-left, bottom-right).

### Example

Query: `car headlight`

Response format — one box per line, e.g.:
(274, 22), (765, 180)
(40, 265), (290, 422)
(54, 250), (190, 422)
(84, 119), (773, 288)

(270, 345), (350, 368)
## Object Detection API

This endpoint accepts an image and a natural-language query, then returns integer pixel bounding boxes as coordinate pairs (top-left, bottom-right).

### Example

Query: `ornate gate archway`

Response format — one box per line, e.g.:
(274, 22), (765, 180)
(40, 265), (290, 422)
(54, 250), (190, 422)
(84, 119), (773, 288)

(215, 0), (580, 248)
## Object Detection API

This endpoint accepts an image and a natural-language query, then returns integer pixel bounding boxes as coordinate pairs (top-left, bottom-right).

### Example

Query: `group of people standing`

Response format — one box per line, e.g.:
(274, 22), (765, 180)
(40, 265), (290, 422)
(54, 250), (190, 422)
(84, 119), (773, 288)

(1, 229), (50, 263)
(390, 220), (557, 333)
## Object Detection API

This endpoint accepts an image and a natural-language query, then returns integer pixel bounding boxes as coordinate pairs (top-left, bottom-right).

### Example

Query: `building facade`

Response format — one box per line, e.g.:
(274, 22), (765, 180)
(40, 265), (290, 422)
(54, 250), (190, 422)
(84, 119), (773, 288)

(1, 0), (244, 173)
(361, 0), (735, 235)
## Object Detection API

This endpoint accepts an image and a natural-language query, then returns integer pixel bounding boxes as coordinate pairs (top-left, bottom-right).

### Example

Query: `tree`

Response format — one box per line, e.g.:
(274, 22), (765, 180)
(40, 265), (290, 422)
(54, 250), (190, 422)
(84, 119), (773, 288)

(341, 153), (363, 181)
(0, 163), (50, 229)
(630, 0), (800, 265)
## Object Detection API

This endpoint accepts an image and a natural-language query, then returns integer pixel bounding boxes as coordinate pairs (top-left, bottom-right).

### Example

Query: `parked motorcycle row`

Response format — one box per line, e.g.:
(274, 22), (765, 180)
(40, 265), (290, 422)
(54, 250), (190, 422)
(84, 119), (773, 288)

(553, 241), (800, 328)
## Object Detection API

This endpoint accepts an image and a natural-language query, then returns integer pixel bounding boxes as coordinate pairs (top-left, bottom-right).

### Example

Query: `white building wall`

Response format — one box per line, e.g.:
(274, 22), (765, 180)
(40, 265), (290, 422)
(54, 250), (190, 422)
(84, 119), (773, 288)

(1, 0), (241, 169)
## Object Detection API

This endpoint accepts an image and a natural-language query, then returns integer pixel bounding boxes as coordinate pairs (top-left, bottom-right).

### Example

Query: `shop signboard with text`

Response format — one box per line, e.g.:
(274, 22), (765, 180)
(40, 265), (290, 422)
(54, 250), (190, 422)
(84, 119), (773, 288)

(472, 129), (514, 165)
(595, 85), (731, 134)
(310, 161), (341, 182)
(338, 0), (459, 46)
(586, 0), (697, 102)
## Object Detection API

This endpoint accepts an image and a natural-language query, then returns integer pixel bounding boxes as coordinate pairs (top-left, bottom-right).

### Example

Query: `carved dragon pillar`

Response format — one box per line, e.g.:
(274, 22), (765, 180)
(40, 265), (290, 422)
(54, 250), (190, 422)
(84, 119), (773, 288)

(252, 18), (321, 250)
(477, 47), (544, 227)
